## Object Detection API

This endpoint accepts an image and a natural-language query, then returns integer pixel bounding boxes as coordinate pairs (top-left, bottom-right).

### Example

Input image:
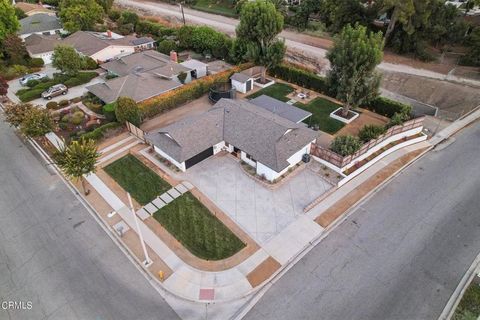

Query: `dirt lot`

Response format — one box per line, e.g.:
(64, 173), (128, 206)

(381, 71), (480, 120)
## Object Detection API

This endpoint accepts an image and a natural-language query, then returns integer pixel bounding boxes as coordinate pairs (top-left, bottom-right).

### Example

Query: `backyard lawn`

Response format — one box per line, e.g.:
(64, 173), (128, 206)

(104, 154), (171, 205)
(246, 83), (294, 102)
(153, 192), (245, 260)
(295, 97), (345, 134)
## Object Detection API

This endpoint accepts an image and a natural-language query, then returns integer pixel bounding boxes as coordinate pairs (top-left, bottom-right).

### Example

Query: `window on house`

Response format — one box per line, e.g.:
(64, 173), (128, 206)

(245, 153), (256, 162)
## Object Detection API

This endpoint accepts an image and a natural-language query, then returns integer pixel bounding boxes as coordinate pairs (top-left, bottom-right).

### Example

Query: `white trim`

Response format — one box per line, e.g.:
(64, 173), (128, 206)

(329, 107), (359, 124)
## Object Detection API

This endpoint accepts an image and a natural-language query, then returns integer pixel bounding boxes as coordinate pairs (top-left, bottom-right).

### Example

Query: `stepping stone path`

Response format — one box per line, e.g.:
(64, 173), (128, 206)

(135, 181), (196, 220)
(286, 99), (297, 105)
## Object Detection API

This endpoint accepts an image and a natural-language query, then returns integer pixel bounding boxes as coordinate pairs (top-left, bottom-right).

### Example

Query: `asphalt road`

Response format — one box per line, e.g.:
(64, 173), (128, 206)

(0, 121), (180, 319)
(244, 121), (480, 320)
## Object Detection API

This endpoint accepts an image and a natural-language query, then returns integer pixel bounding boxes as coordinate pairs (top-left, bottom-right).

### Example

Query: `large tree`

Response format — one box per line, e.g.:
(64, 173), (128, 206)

(52, 45), (84, 75)
(59, 0), (104, 32)
(0, 0), (20, 43)
(54, 139), (100, 195)
(327, 24), (384, 118)
(2, 34), (29, 65)
(19, 107), (55, 137)
(236, 0), (285, 83)
(381, 0), (415, 42)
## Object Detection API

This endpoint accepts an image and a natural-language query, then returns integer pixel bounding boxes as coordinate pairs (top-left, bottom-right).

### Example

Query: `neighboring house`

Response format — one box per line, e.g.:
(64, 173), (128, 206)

(87, 51), (192, 103)
(86, 73), (182, 104)
(63, 31), (156, 63)
(249, 95), (312, 124)
(15, 2), (56, 16)
(146, 98), (317, 182)
(24, 34), (61, 64)
(180, 59), (208, 79)
(18, 13), (64, 40)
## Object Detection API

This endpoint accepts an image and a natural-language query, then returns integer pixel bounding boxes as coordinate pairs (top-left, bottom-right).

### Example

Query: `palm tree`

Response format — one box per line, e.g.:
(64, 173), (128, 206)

(54, 139), (100, 195)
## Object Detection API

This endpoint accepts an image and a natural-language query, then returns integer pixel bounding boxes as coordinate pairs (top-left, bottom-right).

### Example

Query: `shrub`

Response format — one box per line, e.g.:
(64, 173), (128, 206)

(58, 122), (68, 130)
(46, 101), (59, 110)
(135, 20), (175, 37)
(18, 88), (44, 102)
(119, 11), (139, 27)
(387, 112), (410, 128)
(140, 65), (246, 118)
(108, 9), (121, 21)
(82, 56), (98, 70)
(115, 97), (141, 126)
(176, 25), (231, 59)
(102, 102), (117, 121)
(28, 58), (44, 68)
(358, 124), (386, 143)
(70, 111), (85, 125)
(78, 122), (122, 141)
(58, 99), (69, 107)
(177, 71), (188, 84)
(269, 64), (330, 94)
(26, 79), (39, 88)
(157, 39), (177, 55)
(116, 23), (134, 35)
(2, 65), (29, 80)
(367, 97), (412, 118)
(63, 72), (97, 87)
(330, 135), (362, 156)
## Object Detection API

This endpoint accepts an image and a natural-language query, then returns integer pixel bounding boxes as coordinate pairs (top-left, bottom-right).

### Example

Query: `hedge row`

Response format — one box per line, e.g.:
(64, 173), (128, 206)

(77, 122), (122, 141)
(135, 20), (176, 38)
(269, 63), (412, 118)
(366, 97), (412, 118)
(268, 64), (330, 95)
(140, 64), (248, 118)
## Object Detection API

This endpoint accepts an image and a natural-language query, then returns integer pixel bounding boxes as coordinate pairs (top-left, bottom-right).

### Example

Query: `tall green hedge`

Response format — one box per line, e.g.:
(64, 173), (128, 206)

(366, 97), (412, 118)
(269, 64), (330, 95)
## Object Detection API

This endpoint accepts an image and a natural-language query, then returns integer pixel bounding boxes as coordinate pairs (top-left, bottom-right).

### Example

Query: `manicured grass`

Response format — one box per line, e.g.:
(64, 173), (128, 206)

(192, 0), (237, 17)
(246, 83), (294, 102)
(294, 97), (345, 134)
(453, 280), (480, 320)
(153, 192), (245, 260)
(104, 154), (171, 205)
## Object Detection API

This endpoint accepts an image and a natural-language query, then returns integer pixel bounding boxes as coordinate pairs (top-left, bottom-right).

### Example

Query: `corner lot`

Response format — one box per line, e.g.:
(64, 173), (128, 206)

(180, 154), (333, 244)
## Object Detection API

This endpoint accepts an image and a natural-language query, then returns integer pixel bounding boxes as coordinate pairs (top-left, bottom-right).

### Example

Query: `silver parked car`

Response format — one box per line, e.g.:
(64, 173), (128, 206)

(41, 84), (68, 100)
(19, 73), (48, 86)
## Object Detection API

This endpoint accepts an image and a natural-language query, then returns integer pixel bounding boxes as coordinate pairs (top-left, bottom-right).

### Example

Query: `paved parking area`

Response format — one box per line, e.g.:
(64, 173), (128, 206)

(181, 155), (333, 244)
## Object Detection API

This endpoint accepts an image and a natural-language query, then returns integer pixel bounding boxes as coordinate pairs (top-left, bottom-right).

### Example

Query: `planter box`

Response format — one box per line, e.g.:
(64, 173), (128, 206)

(330, 107), (359, 124)
(253, 78), (275, 89)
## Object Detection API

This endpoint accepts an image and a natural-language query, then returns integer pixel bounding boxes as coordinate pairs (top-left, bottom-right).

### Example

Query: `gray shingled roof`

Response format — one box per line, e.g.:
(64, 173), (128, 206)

(101, 51), (191, 77)
(230, 72), (251, 83)
(249, 95), (312, 123)
(146, 99), (317, 172)
(19, 13), (62, 35)
(86, 73), (181, 104)
(24, 34), (61, 54)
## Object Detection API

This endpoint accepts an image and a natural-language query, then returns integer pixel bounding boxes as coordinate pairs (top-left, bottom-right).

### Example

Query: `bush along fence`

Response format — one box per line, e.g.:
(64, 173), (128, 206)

(311, 117), (427, 175)
(269, 63), (412, 117)
(139, 64), (250, 118)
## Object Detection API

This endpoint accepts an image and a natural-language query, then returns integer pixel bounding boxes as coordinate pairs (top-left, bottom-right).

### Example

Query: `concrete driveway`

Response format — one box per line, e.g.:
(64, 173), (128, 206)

(180, 155), (333, 244)
(6, 65), (103, 106)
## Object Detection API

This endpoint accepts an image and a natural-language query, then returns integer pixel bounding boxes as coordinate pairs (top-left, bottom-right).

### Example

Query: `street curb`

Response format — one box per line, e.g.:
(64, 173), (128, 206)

(438, 252), (480, 320)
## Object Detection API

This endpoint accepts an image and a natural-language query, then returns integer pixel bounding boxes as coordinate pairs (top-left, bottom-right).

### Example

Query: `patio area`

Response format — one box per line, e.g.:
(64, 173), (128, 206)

(180, 154), (333, 245)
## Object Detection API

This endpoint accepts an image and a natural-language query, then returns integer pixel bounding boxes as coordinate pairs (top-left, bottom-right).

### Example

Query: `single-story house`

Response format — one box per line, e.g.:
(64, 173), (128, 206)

(180, 59), (208, 79)
(15, 2), (56, 17)
(86, 72), (182, 104)
(249, 95), (312, 124)
(145, 98), (317, 182)
(63, 31), (155, 63)
(24, 34), (61, 64)
(99, 51), (192, 83)
(18, 13), (64, 40)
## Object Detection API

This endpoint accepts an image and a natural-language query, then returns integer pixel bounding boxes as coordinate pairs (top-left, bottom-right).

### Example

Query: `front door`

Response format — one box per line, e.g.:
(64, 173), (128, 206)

(246, 79), (252, 92)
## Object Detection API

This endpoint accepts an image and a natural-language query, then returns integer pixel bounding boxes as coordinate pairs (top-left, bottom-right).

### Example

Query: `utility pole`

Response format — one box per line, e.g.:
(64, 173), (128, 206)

(180, 3), (186, 26)
(127, 193), (152, 267)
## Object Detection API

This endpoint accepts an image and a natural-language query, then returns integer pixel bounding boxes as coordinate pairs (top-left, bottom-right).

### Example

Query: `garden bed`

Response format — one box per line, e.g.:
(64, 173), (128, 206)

(330, 107), (360, 124)
(452, 276), (480, 320)
(104, 154), (171, 205)
(153, 192), (245, 260)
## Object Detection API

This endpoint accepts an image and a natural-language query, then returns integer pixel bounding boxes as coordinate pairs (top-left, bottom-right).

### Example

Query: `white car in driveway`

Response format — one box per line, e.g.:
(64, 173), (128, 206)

(19, 73), (48, 86)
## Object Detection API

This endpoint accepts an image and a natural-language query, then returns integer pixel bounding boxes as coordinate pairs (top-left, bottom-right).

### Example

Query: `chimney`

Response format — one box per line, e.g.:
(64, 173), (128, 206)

(107, 30), (112, 38)
(170, 51), (178, 63)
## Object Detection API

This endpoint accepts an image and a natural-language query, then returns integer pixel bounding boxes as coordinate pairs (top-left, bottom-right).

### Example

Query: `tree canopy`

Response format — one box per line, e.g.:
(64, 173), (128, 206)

(59, 0), (104, 32)
(115, 97), (141, 127)
(52, 45), (84, 75)
(0, 0), (20, 43)
(327, 24), (384, 116)
(19, 107), (55, 137)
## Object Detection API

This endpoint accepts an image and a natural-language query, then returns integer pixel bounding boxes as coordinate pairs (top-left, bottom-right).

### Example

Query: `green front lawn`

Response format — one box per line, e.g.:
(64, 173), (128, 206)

(246, 83), (294, 102)
(192, 0), (237, 17)
(104, 154), (171, 205)
(295, 97), (345, 134)
(153, 192), (245, 260)
(453, 280), (480, 320)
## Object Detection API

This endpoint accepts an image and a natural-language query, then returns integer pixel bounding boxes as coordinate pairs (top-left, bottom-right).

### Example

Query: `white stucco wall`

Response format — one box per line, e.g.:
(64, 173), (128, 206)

(91, 46), (135, 62)
(194, 66), (207, 78)
(232, 79), (247, 94)
(32, 51), (53, 64)
(153, 146), (186, 172)
(241, 151), (257, 168)
(213, 141), (226, 155)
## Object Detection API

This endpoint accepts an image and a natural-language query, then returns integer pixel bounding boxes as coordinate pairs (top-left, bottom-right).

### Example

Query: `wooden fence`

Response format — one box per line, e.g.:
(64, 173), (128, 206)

(126, 121), (145, 142)
(311, 117), (425, 169)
